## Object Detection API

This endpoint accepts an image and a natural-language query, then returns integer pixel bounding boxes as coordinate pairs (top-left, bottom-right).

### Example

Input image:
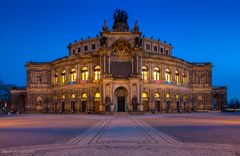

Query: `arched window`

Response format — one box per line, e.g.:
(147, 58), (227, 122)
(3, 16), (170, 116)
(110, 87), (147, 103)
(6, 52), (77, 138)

(94, 66), (100, 80)
(95, 92), (100, 98)
(154, 93), (160, 98)
(61, 70), (66, 84)
(142, 92), (148, 98)
(183, 72), (188, 84)
(141, 66), (148, 80)
(81, 67), (88, 81)
(70, 68), (76, 82)
(175, 70), (180, 84)
(153, 67), (160, 81)
(82, 93), (87, 99)
(166, 93), (171, 98)
(165, 68), (172, 82)
(70, 93), (76, 99)
(54, 71), (58, 84)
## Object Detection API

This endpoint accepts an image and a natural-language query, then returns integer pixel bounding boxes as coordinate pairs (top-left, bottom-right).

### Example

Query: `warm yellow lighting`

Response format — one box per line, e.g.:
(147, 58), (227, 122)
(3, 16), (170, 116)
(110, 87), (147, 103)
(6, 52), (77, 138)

(165, 68), (172, 82)
(142, 92), (148, 98)
(141, 65), (148, 80)
(71, 93), (76, 98)
(54, 71), (58, 84)
(70, 67), (76, 82)
(95, 92), (100, 98)
(153, 67), (160, 80)
(176, 94), (179, 99)
(175, 70), (180, 84)
(82, 93), (87, 98)
(61, 70), (66, 84)
(94, 66), (100, 80)
(166, 93), (171, 98)
(154, 93), (160, 98)
(81, 67), (88, 80)
(183, 72), (188, 84)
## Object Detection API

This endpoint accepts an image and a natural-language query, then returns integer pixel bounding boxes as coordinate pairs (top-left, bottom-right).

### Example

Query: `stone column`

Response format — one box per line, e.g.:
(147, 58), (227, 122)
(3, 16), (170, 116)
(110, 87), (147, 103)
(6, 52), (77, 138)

(149, 61), (152, 82)
(103, 55), (106, 74)
(108, 54), (111, 74)
(89, 61), (93, 82)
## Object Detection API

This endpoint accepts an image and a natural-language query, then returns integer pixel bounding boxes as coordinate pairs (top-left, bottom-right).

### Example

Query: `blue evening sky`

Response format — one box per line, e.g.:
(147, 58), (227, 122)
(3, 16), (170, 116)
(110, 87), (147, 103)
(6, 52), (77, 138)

(0, 0), (239, 100)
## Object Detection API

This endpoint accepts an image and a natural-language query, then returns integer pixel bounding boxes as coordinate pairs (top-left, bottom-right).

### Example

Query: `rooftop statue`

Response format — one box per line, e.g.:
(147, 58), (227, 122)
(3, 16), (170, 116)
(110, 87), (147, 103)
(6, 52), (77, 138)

(112, 9), (129, 31)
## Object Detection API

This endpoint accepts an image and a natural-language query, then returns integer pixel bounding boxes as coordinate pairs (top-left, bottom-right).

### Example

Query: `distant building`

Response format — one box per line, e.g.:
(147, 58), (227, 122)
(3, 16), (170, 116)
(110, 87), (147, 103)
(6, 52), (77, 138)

(0, 81), (16, 112)
(11, 9), (227, 113)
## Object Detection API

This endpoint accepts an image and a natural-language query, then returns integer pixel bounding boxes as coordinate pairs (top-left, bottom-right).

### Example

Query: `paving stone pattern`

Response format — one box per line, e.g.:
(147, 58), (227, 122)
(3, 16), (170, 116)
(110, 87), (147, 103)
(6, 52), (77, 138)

(1, 115), (240, 156)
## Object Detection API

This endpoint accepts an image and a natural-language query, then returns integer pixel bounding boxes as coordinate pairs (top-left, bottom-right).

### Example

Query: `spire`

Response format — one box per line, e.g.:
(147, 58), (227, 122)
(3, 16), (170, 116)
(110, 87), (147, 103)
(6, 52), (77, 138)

(133, 20), (139, 32)
(102, 20), (109, 31)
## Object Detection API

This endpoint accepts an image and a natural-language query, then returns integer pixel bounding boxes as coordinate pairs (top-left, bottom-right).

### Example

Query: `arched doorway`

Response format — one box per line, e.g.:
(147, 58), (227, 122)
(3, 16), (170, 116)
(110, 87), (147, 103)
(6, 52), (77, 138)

(154, 93), (161, 112)
(114, 87), (128, 112)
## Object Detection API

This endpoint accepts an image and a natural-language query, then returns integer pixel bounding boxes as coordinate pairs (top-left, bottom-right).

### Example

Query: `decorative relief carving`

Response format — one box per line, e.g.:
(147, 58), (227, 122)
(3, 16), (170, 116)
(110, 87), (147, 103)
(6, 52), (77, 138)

(112, 40), (131, 55)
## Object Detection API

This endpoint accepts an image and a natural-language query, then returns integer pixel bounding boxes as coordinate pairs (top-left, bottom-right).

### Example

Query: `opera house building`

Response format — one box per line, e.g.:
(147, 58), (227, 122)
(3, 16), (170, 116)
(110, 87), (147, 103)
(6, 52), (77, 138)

(11, 10), (227, 114)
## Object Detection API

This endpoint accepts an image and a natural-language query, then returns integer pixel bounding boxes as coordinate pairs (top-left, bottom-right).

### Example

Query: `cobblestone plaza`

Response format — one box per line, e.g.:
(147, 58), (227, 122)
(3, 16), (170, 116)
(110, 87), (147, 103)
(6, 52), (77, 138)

(0, 113), (240, 156)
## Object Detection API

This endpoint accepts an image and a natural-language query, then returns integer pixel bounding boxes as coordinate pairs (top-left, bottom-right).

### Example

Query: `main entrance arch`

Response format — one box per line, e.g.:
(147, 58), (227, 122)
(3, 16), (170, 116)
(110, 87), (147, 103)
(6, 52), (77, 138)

(114, 87), (128, 112)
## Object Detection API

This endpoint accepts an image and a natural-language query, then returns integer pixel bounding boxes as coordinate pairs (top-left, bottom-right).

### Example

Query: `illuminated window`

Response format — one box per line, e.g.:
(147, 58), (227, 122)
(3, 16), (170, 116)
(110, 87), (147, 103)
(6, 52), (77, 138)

(70, 94), (76, 99)
(54, 71), (58, 84)
(62, 94), (65, 99)
(81, 67), (88, 80)
(142, 92), (148, 98)
(165, 68), (172, 82)
(184, 94), (188, 100)
(176, 94), (180, 99)
(61, 70), (66, 84)
(175, 70), (180, 84)
(154, 93), (160, 98)
(95, 92), (100, 98)
(141, 66), (148, 80)
(70, 67), (77, 82)
(183, 72), (188, 84)
(82, 93), (87, 99)
(94, 66), (100, 80)
(70, 68), (77, 82)
(166, 93), (171, 98)
(153, 67), (160, 80)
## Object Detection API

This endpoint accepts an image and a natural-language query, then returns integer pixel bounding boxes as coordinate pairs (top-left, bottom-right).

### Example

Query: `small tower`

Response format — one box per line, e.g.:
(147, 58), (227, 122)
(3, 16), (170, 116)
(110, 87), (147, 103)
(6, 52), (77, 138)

(133, 20), (139, 32)
(102, 20), (109, 31)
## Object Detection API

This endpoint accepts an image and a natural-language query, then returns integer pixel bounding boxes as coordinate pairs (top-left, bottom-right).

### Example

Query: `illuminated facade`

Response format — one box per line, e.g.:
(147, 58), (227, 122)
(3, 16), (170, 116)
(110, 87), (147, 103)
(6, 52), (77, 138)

(11, 10), (227, 113)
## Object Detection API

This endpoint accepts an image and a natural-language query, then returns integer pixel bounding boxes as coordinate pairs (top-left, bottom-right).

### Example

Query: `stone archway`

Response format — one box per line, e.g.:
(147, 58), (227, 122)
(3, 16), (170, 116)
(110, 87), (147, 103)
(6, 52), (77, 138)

(114, 87), (128, 112)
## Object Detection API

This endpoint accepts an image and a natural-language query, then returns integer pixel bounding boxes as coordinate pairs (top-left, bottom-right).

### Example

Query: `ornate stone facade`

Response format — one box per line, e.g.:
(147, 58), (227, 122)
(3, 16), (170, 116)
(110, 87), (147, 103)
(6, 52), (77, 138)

(11, 10), (227, 113)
